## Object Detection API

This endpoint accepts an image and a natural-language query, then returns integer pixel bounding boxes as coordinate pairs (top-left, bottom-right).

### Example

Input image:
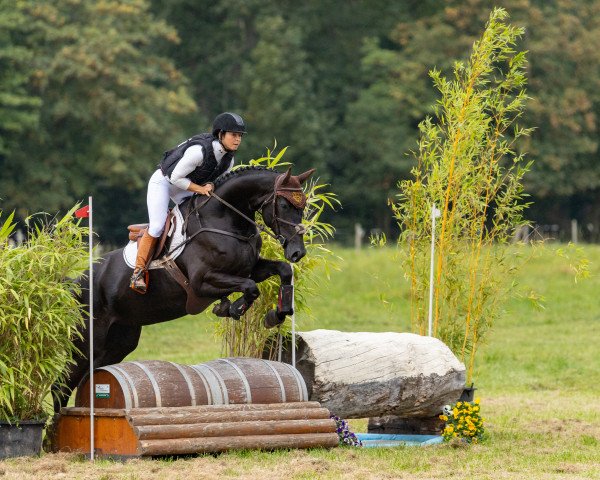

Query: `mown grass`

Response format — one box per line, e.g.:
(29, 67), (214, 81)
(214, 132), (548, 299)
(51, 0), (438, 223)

(1, 244), (599, 479)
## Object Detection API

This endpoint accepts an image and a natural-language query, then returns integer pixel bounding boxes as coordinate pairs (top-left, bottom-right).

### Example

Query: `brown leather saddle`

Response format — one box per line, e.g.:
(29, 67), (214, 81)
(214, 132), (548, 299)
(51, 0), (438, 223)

(126, 211), (175, 261)
(126, 211), (205, 314)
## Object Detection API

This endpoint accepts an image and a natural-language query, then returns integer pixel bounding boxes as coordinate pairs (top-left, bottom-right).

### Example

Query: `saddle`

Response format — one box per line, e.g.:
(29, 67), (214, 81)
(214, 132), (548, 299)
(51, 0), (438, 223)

(125, 211), (204, 314)
(126, 211), (175, 261)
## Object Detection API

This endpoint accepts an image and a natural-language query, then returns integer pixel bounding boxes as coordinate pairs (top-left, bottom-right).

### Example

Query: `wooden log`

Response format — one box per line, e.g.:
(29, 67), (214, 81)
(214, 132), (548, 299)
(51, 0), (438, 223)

(134, 418), (336, 440)
(129, 407), (332, 426)
(61, 402), (322, 418)
(139, 432), (340, 456)
(286, 330), (466, 418)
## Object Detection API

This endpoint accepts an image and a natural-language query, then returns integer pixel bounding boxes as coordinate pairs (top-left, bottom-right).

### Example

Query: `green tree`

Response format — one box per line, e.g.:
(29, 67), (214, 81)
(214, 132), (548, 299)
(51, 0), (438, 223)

(350, 0), (600, 239)
(0, 0), (196, 242)
(240, 14), (329, 173)
(0, 1), (40, 157)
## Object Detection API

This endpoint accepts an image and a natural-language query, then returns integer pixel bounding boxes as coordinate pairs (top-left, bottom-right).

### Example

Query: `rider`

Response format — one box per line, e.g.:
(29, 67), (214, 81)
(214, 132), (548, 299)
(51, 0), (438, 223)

(130, 112), (246, 293)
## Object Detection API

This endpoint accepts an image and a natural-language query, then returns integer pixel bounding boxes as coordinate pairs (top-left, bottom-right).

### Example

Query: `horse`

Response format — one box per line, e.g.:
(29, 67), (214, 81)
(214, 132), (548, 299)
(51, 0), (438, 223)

(52, 166), (315, 412)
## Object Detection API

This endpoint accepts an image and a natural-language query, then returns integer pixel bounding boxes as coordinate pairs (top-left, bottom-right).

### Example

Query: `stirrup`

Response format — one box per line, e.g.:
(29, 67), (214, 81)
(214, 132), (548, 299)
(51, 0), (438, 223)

(130, 269), (149, 294)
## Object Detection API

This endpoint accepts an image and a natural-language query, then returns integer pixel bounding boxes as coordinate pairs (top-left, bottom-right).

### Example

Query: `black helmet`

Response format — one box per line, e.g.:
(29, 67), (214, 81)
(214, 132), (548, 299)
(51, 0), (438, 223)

(212, 112), (246, 137)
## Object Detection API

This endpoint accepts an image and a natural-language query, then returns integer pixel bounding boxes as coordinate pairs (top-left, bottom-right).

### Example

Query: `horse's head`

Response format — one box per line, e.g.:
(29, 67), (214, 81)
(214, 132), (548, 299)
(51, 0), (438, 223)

(262, 168), (315, 263)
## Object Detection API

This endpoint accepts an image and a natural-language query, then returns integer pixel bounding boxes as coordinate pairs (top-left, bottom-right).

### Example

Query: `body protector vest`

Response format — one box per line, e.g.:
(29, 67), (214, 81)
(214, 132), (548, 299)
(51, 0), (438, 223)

(159, 132), (233, 185)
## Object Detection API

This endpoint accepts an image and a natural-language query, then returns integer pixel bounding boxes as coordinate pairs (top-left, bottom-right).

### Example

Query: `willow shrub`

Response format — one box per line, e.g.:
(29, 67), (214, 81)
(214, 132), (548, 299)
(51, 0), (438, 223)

(0, 207), (89, 422)
(214, 146), (339, 358)
(392, 8), (532, 383)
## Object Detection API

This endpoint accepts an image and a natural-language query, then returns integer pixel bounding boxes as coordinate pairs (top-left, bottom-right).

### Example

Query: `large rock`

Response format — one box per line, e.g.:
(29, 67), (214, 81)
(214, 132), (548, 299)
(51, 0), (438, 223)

(289, 329), (465, 419)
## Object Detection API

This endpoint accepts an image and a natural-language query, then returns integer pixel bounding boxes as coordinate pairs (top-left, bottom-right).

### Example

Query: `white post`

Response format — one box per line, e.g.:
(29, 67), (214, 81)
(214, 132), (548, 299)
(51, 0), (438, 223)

(88, 196), (94, 462)
(291, 264), (296, 368)
(571, 219), (578, 244)
(428, 205), (441, 337)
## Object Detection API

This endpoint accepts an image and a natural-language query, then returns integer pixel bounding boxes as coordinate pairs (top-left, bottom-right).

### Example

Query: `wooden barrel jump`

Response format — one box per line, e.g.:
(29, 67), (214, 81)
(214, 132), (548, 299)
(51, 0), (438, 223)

(53, 358), (337, 457)
(75, 358), (308, 409)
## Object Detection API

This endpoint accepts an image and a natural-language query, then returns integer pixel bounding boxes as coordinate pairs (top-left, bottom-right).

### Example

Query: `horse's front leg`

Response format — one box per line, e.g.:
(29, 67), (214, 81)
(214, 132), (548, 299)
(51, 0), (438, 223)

(249, 259), (294, 328)
(201, 271), (260, 320)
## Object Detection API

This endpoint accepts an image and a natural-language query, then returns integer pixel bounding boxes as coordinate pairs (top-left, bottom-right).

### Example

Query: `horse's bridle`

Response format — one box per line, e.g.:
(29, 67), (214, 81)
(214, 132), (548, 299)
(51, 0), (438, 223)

(207, 173), (307, 248)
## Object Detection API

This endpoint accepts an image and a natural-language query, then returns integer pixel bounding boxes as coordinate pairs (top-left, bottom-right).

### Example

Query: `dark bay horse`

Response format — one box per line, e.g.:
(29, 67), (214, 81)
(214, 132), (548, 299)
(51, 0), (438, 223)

(52, 166), (315, 411)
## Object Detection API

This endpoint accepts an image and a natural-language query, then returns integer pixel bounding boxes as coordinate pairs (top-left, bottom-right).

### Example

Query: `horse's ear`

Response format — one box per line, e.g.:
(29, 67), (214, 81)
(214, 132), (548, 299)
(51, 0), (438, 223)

(282, 167), (292, 184)
(296, 168), (316, 185)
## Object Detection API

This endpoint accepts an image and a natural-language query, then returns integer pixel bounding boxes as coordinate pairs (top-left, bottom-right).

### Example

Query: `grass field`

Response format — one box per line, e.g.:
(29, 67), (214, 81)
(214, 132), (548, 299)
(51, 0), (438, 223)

(1, 244), (599, 479)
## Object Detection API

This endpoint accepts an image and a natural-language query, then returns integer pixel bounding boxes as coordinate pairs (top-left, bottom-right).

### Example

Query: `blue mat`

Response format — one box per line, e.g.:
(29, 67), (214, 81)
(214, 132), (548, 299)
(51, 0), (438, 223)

(356, 433), (443, 448)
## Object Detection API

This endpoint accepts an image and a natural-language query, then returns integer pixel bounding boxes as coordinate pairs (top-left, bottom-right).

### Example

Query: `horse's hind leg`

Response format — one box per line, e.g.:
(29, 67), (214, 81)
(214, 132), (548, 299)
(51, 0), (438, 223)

(96, 323), (143, 366)
(51, 323), (142, 413)
(51, 349), (90, 413)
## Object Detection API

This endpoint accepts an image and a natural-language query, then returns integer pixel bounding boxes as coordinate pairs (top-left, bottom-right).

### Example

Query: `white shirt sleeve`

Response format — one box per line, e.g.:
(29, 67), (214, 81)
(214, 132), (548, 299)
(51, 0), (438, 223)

(170, 144), (205, 190)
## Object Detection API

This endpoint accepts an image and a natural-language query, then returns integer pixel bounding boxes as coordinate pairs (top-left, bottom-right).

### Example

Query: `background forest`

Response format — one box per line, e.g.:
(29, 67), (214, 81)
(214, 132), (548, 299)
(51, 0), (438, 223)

(1, 0), (599, 245)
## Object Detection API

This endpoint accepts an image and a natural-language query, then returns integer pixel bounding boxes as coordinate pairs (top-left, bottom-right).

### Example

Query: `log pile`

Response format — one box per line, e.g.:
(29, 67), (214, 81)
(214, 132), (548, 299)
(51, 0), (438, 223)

(52, 402), (338, 457)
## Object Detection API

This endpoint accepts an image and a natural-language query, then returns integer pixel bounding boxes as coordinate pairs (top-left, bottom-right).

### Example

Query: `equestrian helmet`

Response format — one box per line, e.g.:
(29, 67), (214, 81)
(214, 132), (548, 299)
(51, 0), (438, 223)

(212, 112), (246, 137)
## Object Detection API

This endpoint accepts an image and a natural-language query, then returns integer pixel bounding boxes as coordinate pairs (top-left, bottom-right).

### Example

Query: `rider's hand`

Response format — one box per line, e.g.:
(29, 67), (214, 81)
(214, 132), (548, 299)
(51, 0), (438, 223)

(196, 183), (214, 196)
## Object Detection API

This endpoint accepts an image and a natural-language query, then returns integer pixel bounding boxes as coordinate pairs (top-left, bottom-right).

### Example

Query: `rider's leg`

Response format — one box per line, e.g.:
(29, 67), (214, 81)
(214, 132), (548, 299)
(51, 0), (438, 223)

(130, 230), (158, 293)
(130, 170), (169, 293)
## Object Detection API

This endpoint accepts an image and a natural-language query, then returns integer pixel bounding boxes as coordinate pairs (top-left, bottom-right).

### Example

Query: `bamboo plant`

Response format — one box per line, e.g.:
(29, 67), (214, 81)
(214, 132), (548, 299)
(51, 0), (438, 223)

(214, 147), (339, 358)
(0, 207), (89, 423)
(392, 8), (532, 383)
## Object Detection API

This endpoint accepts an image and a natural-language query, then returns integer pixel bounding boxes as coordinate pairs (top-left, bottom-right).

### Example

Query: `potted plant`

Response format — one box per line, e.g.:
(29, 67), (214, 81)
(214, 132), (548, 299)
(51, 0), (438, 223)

(0, 208), (89, 459)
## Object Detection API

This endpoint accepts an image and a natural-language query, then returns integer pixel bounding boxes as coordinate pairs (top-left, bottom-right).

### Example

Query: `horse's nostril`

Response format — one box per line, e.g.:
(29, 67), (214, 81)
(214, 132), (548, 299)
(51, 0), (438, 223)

(290, 250), (305, 263)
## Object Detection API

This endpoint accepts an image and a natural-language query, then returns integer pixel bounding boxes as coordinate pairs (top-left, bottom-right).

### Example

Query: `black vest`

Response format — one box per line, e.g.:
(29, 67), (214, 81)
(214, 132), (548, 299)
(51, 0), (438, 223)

(159, 132), (233, 185)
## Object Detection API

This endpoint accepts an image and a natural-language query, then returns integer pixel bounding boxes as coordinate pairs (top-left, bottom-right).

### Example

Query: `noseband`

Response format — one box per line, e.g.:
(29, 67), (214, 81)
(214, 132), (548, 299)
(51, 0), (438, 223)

(259, 173), (308, 247)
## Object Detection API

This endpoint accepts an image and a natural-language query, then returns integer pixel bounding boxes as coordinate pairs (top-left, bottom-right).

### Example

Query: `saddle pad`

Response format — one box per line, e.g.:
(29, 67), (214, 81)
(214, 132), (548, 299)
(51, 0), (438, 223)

(123, 204), (187, 270)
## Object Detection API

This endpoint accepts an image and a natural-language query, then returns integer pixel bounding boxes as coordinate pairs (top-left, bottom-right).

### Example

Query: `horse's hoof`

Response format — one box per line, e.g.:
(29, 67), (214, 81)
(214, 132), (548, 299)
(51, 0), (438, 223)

(212, 300), (231, 317)
(229, 302), (247, 320)
(264, 309), (285, 329)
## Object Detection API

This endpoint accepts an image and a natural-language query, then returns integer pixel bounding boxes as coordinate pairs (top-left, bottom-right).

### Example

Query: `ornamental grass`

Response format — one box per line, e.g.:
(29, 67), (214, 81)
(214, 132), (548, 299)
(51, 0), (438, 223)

(214, 146), (339, 358)
(0, 207), (89, 422)
(392, 8), (532, 383)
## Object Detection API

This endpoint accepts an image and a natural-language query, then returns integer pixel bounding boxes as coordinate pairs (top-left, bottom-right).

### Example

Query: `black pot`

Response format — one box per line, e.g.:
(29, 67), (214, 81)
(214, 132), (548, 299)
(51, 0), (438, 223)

(459, 385), (477, 402)
(0, 420), (45, 459)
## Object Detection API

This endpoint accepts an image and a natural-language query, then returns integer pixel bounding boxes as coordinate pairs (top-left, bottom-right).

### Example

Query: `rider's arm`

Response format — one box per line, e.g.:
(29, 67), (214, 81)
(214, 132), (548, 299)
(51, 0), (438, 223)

(170, 145), (213, 195)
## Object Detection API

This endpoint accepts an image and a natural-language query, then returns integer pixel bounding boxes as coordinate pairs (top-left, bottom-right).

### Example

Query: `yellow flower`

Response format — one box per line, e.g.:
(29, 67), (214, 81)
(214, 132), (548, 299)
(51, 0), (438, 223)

(474, 398), (480, 404)
(439, 414), (448, 421)
(453, 408), (459, 416)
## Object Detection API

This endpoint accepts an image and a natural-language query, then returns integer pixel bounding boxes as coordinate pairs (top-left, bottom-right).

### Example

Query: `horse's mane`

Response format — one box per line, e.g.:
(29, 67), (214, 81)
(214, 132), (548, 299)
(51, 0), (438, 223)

(213, 165), (276, 188)
(180, 166), (277, 212)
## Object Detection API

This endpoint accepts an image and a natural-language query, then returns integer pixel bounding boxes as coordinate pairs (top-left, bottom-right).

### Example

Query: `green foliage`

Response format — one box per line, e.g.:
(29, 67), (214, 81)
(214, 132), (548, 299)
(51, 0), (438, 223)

(0, 0), (196, 240)
(393, 8), (532, 383)
(0, 207), (89, 422)
(240, 14), (330, 174)
(214, 148), (339, 358)
(0, 1), (41, 155)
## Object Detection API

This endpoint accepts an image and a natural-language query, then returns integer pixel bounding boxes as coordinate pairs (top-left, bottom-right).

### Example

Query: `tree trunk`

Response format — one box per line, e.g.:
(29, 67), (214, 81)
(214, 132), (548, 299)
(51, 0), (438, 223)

(287, 330), (465, 419)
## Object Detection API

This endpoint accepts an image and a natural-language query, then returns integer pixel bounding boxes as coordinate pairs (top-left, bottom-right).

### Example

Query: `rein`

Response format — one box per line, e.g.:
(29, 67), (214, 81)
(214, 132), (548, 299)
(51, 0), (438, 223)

(171, 172), (307, 254)
(209, 191), (287, 245)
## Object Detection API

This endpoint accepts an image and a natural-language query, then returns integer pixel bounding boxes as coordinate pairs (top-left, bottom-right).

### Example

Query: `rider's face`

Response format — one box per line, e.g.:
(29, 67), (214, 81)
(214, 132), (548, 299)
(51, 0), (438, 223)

(221, 131), (243, 151)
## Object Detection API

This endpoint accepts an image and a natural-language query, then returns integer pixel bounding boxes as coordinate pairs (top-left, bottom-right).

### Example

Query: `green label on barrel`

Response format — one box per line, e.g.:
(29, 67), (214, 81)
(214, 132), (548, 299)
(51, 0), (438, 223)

(95, 383), (110, 399)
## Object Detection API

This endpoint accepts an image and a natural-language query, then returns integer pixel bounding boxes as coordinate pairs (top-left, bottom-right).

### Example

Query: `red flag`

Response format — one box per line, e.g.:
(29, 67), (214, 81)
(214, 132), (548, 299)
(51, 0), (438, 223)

(75, 205), (90, 218)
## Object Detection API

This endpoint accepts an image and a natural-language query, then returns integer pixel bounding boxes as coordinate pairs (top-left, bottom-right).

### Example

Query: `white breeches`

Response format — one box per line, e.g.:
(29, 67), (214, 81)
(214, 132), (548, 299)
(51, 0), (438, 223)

(147, 169), (193, 237)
